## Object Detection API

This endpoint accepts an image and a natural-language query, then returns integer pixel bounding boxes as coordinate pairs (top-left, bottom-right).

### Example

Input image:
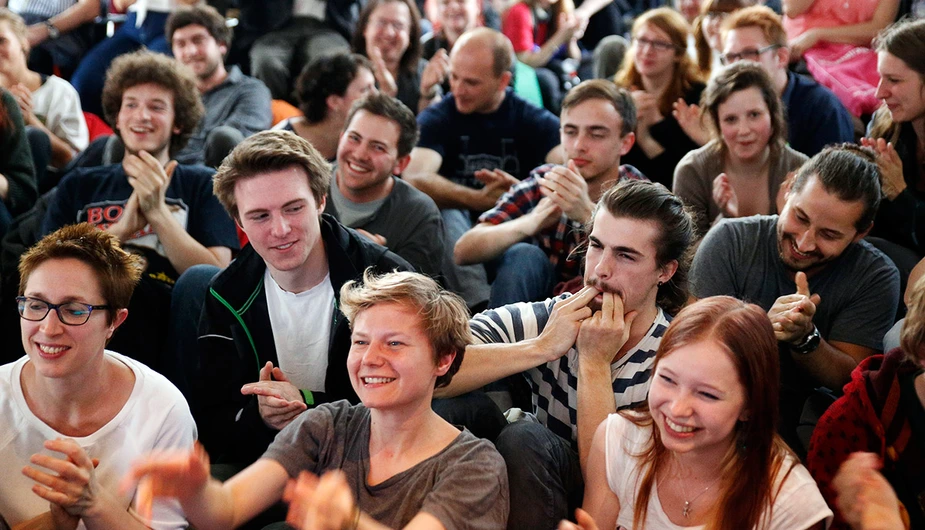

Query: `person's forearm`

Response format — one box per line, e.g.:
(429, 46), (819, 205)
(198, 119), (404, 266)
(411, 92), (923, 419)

(30, 119), (76, 168)
(782, 0), (815, 17)
(433, 340), (550, 398)
(49, 0), (103, 33)
(789, 338), (861, 390)
(575, 0), (612, 18)
(82, 490), (154, 530)
(577, 359), (616, 475)
(814, 23), (890, 47)
(147, 207), (230, 274)
(404, 171), (482, 210)
(455, 219), (536, 265)
(634, 130), (665, 159)
(180, 479), (240, 530)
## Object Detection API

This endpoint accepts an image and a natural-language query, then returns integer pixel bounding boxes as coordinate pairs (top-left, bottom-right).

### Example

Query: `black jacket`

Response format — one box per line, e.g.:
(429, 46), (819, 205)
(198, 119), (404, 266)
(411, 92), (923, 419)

(196, 214), (412, 464)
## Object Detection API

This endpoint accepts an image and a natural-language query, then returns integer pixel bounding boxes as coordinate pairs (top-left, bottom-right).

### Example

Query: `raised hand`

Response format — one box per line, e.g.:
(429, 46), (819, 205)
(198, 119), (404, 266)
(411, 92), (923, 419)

(241, 362), (308, 430)
(672, 98), (708, 146)
(861, 137), (906, 200)
(768, 271), (821, 344)
(355, 228), (387, 247)
(534, 286), (598, 361)
(419, 49), (449, 99)
(558, 508), (600, 530)
(9, 83), (38, 126)
(630, 89), (662, 131)
(576, 292), (637, 367)
(22, 439), (104, 518)
(122, 442), (211, 523)
(832, 452), (905, 530)
(525, 196), (563, 235)
(473, 168), (519, 211)
(123, 152), (177, 215)
(712, 173), (739, 218)
(368, 46), (397, 97)
(538, 160), (595, 223)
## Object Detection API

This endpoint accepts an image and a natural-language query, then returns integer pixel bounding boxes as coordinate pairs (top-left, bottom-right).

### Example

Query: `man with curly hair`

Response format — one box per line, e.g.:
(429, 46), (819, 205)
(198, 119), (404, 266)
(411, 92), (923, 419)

(40, 50), (240, 373)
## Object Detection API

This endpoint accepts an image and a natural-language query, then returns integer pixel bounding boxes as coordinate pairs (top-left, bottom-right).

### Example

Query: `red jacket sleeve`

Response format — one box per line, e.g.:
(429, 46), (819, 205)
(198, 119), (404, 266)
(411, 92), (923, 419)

(502, 3), (534, 53)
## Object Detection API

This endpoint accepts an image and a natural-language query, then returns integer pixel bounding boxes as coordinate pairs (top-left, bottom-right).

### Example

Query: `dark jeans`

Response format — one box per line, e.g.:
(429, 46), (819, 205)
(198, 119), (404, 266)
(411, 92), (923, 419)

(488, 242), (556, 309)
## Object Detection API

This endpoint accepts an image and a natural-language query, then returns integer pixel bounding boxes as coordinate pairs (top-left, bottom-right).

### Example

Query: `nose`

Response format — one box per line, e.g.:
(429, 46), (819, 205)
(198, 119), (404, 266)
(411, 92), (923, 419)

(269, 214), (291, 238)
(795, 229), (816, 253)
(875, 78), (888, 100)
(669, 391), (693, 418)
(39, 309), (64, 335)
(361, 341), (387, 366)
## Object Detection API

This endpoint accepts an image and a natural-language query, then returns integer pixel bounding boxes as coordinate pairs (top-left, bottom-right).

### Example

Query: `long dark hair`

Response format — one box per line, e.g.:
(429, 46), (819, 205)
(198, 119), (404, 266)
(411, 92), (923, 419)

(352, 0), (423, 75)
(870, 17), (925, 142)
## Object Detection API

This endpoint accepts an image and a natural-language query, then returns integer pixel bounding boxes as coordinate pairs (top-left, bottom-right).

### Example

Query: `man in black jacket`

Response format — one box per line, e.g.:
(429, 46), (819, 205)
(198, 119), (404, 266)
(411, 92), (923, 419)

(197, 130), (411, 465)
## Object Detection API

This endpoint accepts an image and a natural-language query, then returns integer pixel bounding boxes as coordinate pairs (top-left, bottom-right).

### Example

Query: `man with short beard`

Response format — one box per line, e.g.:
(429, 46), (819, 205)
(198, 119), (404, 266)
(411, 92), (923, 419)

(690, 144), (900, 452)
(167, 4), (271, 167)
(435, 179), (694, 530)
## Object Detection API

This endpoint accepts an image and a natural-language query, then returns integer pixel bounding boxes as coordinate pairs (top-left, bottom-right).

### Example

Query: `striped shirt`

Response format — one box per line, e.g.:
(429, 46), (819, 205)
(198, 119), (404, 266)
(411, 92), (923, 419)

(470, 295), (670, 448)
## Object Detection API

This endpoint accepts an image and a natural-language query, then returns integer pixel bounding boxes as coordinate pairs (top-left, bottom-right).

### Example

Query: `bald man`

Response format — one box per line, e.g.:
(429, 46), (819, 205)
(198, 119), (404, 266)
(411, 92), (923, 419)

(405, 28), (561, 309)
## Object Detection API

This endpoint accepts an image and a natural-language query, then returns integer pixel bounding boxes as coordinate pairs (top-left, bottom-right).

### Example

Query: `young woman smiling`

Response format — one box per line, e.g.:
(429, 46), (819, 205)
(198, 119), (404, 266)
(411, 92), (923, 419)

(560, 296), (832, 530)
(673, 62), (807, 238)
(614, 7), (705, 188)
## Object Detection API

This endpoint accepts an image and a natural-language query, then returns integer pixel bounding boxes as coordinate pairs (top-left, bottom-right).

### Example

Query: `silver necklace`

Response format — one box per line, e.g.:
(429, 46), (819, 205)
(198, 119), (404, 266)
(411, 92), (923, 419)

(676, 468), (720, 518)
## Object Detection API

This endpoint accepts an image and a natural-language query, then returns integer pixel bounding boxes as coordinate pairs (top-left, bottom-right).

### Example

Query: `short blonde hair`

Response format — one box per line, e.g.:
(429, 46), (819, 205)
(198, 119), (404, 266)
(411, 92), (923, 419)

(340, 269), (472, 388)
(902, 275), (925, 364)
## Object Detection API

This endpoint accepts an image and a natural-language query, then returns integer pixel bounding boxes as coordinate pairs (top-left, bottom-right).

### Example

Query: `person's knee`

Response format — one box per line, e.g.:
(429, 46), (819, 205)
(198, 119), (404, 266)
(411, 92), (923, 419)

(496, 421), (557, 465)
(500, 243), (549, 271)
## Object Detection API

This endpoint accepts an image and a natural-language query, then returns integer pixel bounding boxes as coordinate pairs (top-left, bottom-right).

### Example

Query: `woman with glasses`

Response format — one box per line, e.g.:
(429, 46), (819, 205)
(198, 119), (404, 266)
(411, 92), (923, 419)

(353, 0), (449, 114)
(673, 61), (807, 238)
(614, 7), (705, 189)
(559, 296), (831, 530)
(0, 222), (195, 529)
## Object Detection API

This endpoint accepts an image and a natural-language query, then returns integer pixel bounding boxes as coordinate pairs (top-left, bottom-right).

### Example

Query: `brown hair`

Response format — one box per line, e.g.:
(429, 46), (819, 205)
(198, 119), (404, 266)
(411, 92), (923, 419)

(627, 296), (794, 530)
(101, 51), (204, 155)
(721, 5), (788, 48)
(615, 7), (703, 116)
(166, 4), (232, 47)
(870, 18), (925, 142)
(525, 0), (575, 37)
(692, 0), (752, 76)
(340, 269), (471, 388)
(0, 8), (29, 55)
(352, 0), (423, 75)
(19, 223), (143, 324)
(561, 79), (637, 136)
(701, 61), (786, 157)
(345, 93), (419, 158)
(213, 130), (332, 221)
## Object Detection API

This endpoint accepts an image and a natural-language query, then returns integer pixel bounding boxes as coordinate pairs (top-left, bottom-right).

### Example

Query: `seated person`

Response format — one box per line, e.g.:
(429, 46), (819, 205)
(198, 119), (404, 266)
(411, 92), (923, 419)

(864, 17), (925, 258)
(690, 144), (901, 452)
(421, 0), (481, 59)
(783, 0), (899, 117)
(126, 270), (509, 530)
(674, 61), (808, 238)
(437, 179), (694, 529)
(0, 87), (36, 236)
(274, 52), (378, 161)
(614, 7), (705, 188)
(42, 51), (239, 373)
(830, 453), (910, 530)
(807, 274), (925, 530)
(566, 296), (832, 530)
(167, 5), (273, 168)
(0, 9), (88, 170)
(325, 93), (444, 277)
(8, 0), (99, 77)
(454, 79), (644, 307)
(352, 0), (449, 114)
(0, 223), (195, 529)
(691, 0), (752, 78)
(502, 0), (583, 113)
(197, 130), (411, 467)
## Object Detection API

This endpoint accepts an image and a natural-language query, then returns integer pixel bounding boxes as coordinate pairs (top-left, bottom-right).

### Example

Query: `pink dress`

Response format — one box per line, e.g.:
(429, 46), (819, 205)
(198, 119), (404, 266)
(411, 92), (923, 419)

(784, 0), (881, 116)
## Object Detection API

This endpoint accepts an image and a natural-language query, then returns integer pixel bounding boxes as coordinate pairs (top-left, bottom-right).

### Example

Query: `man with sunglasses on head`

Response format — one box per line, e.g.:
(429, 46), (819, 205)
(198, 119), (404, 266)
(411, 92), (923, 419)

(719, 5), (853, 156)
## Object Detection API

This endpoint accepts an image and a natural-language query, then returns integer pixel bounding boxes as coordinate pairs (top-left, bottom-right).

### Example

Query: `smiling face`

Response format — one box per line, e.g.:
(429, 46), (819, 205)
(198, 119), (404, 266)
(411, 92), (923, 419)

(560, 98), (634, 184)
(436, 0), (479, 35)
(876, 51), (925, 125)
(648, 339), (748, 462)
(364, 1), (412, 66)
(235, 166), (327, 288)
(336, 109), (408, 202)
(20, 258), (124, 380)
(717, 87), (772, 162)
(776, 174), (867, 274)
(633, 23), (680, 79)
(0, 20), (26, 77)
(583, 209), (674, 313)
(116, 82), (179, 160)
(171, 24), (226, 81)
(347, 302), (453, 411)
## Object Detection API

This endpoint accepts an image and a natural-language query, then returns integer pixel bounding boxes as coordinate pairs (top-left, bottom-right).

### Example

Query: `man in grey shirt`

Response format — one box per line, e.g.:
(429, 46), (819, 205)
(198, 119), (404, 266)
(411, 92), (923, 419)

(167, 5), (272, 167)
(325, 93), (444, 277)
(690, 144), (900, 449)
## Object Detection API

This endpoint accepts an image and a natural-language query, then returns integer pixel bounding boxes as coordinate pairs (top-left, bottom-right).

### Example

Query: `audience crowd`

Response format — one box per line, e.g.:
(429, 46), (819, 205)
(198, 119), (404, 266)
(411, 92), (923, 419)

(1, 0), (924, 529)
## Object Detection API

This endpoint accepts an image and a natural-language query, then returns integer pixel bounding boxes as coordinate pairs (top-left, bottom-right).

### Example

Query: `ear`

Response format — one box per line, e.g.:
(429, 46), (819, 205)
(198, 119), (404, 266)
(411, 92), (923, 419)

(393, 154), (412, 176)
(317, 193), (327, 214)
(619, 131), (635, 156)
(434, 350), (456, 376)
(218, 41), (228, 58)
(108, 308), (129, 339)
(499, 70), (513, 90)
(738, 409), (750, 422)
(775, 45), (790, 68)
(327, 94), (345, 115)
(658, 259), (679, 286)
(853, 222), (873, 244)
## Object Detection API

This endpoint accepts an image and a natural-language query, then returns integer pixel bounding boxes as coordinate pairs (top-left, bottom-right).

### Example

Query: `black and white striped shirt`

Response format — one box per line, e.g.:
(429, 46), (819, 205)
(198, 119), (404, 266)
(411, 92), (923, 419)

(470, 295), (670, 448)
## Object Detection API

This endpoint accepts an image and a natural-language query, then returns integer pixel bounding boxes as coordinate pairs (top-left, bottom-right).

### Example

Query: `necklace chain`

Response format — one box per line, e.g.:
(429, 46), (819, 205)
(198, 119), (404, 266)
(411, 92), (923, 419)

(675, 462), (720, 518)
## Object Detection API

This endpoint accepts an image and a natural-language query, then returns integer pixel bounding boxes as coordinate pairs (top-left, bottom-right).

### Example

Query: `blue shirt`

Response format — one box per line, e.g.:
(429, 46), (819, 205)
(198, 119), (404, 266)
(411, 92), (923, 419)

(782, 71), (855, 156)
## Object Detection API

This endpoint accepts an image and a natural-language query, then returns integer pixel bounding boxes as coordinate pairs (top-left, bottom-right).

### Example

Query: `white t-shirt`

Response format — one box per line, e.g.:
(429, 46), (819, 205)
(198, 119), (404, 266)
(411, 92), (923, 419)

(292, 0), (325, 19)
(32, 75), (89, 152)
(604, 413), (833, 530)
(0, 351), (195, 530)
(265, 269), (334, 392)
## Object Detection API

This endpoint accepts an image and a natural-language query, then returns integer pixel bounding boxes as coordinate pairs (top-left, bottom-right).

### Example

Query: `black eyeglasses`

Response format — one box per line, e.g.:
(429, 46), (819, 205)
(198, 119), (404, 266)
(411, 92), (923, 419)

(720, 44), (782, 66)
(16, 296), (111, 326)
(633, 37), (677, 53)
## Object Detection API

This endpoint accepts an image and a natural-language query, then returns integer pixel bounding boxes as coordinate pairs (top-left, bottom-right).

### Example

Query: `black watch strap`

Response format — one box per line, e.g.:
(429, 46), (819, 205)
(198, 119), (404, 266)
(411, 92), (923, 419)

(790, 325), (821, 355)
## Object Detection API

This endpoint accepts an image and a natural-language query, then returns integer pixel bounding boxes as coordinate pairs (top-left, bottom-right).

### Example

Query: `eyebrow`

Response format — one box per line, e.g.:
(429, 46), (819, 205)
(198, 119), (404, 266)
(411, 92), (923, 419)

(589, 235), (643, 256)
(242, 198), (307, 216)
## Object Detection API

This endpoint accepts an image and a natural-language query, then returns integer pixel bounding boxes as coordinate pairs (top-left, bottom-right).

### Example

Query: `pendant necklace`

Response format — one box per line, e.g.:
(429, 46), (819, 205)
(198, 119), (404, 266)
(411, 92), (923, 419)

(677, 469), (720, 518)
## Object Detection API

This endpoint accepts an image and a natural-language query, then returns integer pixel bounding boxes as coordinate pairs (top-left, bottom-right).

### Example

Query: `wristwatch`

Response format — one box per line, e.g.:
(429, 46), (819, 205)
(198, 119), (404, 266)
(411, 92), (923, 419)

(44, 20), (60, 40)
(790, 325), (821, 355)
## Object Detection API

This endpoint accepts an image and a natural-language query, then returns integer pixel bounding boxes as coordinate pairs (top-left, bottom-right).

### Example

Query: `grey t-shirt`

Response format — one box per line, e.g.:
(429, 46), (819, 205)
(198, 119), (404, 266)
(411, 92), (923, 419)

(263, 400), (509, 529)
